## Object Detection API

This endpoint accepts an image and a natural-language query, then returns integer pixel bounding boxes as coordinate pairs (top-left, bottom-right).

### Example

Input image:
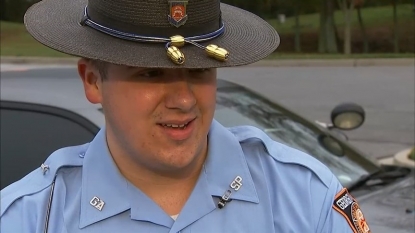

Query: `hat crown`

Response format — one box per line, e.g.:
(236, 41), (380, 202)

(87, 0), (222, 37)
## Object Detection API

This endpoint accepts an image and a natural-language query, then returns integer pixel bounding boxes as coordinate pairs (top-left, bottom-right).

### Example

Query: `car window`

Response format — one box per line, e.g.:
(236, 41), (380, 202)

(214, 88), (370, 187)
(0, 106), (97, 189)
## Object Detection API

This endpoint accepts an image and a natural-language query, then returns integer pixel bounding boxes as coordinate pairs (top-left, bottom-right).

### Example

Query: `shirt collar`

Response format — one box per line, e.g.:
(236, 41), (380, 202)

(79, 128), (179, 228)
(79, 128), (131, 228)
(169, 120), (260, 233)
(204, 119), (259, 203)
(79, 119), (259, 229)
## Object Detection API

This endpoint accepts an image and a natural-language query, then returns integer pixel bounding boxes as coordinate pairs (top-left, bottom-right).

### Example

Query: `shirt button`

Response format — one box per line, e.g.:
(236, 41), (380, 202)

(79, 152), (86, 158)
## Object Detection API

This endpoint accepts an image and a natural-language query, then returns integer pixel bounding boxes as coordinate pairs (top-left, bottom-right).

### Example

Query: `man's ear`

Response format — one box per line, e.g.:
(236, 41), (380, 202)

(78, 58), (102, 104)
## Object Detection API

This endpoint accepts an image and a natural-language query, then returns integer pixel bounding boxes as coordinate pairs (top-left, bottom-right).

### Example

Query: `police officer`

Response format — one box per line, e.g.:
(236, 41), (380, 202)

(1, 0), (370, 232)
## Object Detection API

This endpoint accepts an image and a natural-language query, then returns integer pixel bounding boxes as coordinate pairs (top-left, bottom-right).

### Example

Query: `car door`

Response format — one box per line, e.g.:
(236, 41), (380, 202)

(0, 101), (100, 189)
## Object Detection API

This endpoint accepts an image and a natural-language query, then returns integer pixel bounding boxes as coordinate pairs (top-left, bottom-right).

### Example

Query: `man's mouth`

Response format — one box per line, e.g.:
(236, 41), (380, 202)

(157, 119), (196, 141)
(158, 118), (195, 129)
(160, 122), (189, 129)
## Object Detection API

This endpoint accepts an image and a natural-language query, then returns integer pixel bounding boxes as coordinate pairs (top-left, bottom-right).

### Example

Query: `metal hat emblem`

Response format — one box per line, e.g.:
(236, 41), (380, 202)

(168, 0), (189, 27)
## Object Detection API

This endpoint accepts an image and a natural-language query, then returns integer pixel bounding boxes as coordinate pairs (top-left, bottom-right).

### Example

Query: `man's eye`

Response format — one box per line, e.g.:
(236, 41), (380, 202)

(141, 70), (163, 77)
(189, 68), (210, 73)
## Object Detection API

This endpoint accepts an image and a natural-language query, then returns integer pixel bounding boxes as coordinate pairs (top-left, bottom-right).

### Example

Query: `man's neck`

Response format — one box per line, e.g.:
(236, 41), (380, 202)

(109, 143), (208, 215)
(117, 157), (205, 216)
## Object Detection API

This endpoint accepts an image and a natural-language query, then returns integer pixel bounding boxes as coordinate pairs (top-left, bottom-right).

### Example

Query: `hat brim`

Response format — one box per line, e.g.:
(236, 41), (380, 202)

(24, 0), (280, 68)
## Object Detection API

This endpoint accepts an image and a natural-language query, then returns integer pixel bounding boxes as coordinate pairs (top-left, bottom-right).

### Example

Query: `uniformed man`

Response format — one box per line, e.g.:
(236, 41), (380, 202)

(0, 0), (370, 232)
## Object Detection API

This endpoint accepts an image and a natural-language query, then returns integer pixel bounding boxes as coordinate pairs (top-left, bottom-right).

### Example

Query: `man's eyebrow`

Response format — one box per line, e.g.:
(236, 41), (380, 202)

(125, 66), (150, 72)
(126, 66), (140, 70)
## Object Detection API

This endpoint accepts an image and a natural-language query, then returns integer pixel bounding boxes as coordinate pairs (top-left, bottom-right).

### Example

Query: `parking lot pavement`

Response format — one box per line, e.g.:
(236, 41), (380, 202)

(0, 64), (75, 72)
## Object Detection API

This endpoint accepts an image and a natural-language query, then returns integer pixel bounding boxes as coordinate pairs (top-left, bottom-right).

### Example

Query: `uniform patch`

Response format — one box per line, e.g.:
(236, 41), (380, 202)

(333, 188), (370, 233)
(167, 0), (188, 27)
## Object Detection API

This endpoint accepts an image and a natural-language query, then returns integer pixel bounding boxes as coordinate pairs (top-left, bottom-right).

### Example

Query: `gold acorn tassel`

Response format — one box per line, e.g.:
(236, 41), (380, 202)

(166, 36), (185, 65)
(166, 35), (229, 65)
(166, 46), (185, 65)
(205, 44), (229, 61)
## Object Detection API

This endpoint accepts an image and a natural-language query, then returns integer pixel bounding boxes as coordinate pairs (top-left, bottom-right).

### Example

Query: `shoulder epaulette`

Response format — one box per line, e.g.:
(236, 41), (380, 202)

(228, 125), (333, 188)
(1, 143), (89, 217)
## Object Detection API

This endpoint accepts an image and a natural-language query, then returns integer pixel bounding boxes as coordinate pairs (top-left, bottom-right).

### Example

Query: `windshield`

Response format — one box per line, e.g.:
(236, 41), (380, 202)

(214, 87), (370, 187)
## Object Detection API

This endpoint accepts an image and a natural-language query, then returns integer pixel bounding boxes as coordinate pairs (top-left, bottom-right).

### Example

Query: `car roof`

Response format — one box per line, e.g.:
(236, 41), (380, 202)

(0, 69), (241, 127)
(0, 69), (240, 110)
(0, 68), (381, 175)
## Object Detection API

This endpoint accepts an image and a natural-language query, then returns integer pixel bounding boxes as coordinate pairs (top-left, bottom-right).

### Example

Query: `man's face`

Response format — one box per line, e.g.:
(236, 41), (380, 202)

(79, 61), (217, 175)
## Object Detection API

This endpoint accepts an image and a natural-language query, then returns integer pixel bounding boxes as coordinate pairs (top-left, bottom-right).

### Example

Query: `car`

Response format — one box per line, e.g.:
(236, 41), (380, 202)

(1, 67), (414, 233)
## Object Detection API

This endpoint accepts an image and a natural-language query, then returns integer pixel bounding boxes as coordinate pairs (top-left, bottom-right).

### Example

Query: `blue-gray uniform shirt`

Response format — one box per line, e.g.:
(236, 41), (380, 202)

(1, 120), (365, 232)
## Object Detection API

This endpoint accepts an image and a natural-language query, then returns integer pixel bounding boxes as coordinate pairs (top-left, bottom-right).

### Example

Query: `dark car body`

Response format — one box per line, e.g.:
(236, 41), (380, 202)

(1, 68), (414, 232)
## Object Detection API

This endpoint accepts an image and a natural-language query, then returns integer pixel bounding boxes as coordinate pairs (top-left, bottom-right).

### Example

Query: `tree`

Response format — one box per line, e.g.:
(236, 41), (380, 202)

(221, 0), (279, 19)
(1, 0), (41, 22)
(318, 0), (338, 53)
(275, 0), (319, 53)
(294, 5), (302, 52)
(336, 0), (355, 54)
(392, 0), (400, 53)
(355, 0), (369, 53)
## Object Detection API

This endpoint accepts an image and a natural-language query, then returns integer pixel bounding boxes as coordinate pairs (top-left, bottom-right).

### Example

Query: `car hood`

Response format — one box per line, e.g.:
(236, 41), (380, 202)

(356, 170), (415, 233)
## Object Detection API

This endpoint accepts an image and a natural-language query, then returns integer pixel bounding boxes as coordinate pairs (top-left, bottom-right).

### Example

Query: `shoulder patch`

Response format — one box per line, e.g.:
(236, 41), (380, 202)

(332, 188), (371, 233)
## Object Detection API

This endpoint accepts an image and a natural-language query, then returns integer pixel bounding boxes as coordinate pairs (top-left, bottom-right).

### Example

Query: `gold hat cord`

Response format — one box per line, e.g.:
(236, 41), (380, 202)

(80, 6), (229, 65)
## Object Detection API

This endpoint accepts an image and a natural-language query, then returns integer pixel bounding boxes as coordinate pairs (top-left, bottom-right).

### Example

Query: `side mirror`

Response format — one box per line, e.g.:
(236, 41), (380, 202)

(318, 135), (345, 157)
(331, 103), (365, 131)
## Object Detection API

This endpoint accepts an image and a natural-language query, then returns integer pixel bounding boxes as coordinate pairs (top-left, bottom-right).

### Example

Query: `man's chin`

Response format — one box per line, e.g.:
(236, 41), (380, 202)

(157, 148), (207, 174)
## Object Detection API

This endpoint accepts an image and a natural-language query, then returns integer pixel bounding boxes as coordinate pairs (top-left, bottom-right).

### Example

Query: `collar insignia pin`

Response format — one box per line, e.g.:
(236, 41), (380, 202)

(40, 163), (49, 175)
(230, 175), (243, 191)
(90, 196), (105, 211)
(218, 176), (243, 209)
(167, 0), (189, 27)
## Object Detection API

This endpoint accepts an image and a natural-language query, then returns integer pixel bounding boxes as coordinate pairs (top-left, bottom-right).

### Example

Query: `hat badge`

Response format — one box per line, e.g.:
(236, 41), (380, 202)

(168, 0), (188, 27)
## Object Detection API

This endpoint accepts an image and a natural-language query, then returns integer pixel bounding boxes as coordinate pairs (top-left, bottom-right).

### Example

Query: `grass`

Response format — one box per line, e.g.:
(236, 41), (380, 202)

(1, 4), (414, 58)
(265, 53), (415, 60)
(267, 4), (415, 34)
(409, 148), (415, 161)
(0, 21), (71, 57)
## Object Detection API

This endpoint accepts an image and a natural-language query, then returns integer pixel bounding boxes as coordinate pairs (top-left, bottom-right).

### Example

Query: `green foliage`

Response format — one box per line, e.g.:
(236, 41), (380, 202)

(365, 0), (414, 7)
(409, 148), (415, 161)
(1, 3), (414, 55)
(0, 21), (69, 57)
(221, 0), (280, 19)
(266, 53), (414, 59)
(267, 4), (414, 33)
(2, 0), (414, 22)
(222, 0), (414, 19)
(1, 0), (41, 22)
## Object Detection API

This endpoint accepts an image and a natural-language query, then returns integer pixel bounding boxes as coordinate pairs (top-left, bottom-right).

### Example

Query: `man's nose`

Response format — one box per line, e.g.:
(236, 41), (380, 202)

(164, 79), (197, 112)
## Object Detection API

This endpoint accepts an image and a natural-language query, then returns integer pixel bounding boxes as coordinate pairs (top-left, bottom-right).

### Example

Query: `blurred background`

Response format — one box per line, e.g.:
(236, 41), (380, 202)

(1, 0), (414, 160)
(1, 3), (414, 229)
(1, 0), (414, 57)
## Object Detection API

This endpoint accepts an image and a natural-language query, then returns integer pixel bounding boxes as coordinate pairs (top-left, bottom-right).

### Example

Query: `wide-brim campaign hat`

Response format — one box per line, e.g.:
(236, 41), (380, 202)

(24, 0), (280, 68)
